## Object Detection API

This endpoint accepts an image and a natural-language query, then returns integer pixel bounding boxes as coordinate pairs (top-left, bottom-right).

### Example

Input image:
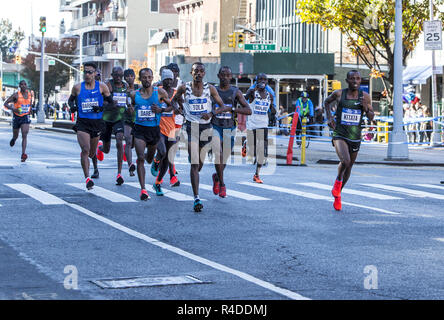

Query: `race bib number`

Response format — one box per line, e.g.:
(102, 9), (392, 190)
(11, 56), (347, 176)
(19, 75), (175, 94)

(81, 99), (99, 113)
(215, 104), (232, 119)
(20, 104), (30, 114)
(137, 105), (155, 121)
(341, 108), (361, 125)
(189, 98), (208, 116)
(113, 92), (127, 107)
(254, 100), (269, 115)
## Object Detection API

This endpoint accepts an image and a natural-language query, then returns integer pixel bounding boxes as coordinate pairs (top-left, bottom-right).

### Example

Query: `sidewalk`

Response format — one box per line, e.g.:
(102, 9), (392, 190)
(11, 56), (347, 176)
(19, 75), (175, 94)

(2, 116), (443, 167)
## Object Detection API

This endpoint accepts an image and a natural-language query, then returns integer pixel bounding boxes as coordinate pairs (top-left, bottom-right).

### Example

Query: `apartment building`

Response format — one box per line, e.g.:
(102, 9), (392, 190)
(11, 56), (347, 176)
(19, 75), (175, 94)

(59, 0), (180, 79)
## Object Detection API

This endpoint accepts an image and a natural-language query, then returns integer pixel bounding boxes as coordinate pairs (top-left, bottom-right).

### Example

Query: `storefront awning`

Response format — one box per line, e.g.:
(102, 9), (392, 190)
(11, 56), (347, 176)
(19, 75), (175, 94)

(403, 65), (432, 85)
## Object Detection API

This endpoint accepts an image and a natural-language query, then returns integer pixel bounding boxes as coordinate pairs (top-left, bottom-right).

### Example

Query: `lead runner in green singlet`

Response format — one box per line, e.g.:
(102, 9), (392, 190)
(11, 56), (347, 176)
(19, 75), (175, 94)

(324, 70), (374, 211)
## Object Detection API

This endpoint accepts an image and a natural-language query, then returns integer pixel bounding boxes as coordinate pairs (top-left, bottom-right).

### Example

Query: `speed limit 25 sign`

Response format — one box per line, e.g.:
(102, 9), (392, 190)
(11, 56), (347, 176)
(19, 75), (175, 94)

(424, 20), (442, 50)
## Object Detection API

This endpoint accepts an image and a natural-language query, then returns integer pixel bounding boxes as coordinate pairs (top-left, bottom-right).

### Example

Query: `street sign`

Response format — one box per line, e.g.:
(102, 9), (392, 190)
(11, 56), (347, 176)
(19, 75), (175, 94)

(244, 43), (276, 51)
(48, 59), (55, 66)
(280, 46), (290, 52)
(34, 58), (49, 72)
(433, 65), (443, 74)
(424, 20), (442, 50)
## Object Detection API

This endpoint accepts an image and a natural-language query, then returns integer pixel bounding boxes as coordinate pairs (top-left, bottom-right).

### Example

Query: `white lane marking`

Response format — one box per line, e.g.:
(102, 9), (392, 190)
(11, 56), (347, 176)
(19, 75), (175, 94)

(64, 201), (309, 300)
(66, 183), (137, 203)
(240, 182), (401, 215)
(414, 184), (444, 192)
(126, 182), (199, 201)
(295, 182), (402, 200)
(362, 184), (444, 200)
(4, 184), (66, 205)
(182, 182), (271, 201)
(433, 238), (444, 243)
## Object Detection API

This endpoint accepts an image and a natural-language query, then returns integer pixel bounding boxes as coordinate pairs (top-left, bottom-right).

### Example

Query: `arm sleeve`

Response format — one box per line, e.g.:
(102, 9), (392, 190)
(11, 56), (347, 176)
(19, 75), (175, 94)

(266, 85), (277, 109)
(309, 100), (314, 117)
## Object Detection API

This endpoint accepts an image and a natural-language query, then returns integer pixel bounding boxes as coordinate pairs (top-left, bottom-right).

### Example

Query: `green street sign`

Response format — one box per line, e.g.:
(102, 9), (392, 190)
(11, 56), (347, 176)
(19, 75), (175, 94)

(244, 43), (276, 51)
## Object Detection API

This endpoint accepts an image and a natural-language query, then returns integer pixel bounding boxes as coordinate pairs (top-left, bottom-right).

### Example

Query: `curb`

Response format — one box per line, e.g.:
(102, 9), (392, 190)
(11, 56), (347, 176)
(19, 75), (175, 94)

(317, 159), (444, 167)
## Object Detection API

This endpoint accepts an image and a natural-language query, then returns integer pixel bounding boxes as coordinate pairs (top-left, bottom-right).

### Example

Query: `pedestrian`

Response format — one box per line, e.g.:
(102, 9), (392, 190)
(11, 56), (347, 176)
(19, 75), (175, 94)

(324, 70), (374, 211)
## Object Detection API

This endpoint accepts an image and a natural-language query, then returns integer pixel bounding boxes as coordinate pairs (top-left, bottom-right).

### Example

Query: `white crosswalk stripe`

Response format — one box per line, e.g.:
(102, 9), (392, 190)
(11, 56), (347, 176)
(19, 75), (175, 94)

(240, 182), (401, 215)
(5, 184), (66, 205)
(182, 182), (271, 200)
(414, 184), (444, 192)
(361, 184), (444, 200)
(295, 182), (402, 200)
(66, 183), (137, 202)
(126, 182), (200, 201)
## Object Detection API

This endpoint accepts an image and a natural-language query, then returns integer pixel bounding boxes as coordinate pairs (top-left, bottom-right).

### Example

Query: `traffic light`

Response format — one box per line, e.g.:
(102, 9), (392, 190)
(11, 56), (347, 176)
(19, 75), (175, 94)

(15, 55), (21, 64)
(228, 33), (236, 48)
(80, 65), (84, 72)
(39, 16), (47, 33)
(237, 33), (245, 49)
(327, 80), (341, 93)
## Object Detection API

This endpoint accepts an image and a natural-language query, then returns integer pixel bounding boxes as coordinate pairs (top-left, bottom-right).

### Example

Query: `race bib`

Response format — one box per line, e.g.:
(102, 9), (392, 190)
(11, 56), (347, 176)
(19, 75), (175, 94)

(81, 99), (99, 113)
(215, 103), (232, 119)
(20, 104), (30, 114)
(254, 100), (269, 115)
(341, 108), (361, 125)
(189, 98), (208, 115)
(137, 105), (155, 121)
(113, 92), (127, 107)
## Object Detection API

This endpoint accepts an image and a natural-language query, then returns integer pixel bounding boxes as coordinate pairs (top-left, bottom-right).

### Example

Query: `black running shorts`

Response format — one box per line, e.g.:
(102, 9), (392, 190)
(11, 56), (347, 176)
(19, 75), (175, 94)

(332, 136), (361, 153)
(12, 115), (31, 129)
(101, 120), (125, 142)
(185, 121), (212, 148)
(133, 124), (161, 146)
(74, 118), (104, 138)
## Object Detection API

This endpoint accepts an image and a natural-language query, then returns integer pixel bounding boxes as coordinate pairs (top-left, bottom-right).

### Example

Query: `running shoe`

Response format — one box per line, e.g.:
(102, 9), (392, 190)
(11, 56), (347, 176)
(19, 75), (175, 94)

(168, 165), (178, 176)
(193, 199), (203, 213)
(123, 144), (127, 162)
(140, 189), (150, 201)
(170, 175), (180, 187)
(153, 183), (164, 196)
(212, 173), (220, 195)
(96, 141), (104, 161)
(253, 174), (263, 184)
(333, 196), (342, 211)
(331, 179), (342, 198)
(116, 174), (124, 186)
(219, 185), (227, 198)
(241, 140), (247, 157)
(91, 169), (99, 179)
(86, 178), (94, 190)
(441, 180), (444, 185)
(151, 159), (160, 177)
(129, 163), (136, 177)
(21, 153), (28, 162)
(9, 138), (15, 147)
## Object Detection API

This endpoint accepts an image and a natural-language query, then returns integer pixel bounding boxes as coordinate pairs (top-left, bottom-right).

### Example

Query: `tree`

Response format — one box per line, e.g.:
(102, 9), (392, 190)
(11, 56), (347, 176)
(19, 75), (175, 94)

(128, 59), (148, 85)
(296, 0), (444, 100)
(0, 18), (25, 61)
(21, 38), (76, 102)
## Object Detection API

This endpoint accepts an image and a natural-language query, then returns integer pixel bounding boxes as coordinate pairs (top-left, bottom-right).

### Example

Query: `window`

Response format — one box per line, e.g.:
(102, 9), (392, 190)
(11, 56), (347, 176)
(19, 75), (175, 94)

(150, 0), (159, 13)
(211, 21), (217, 41)
(149, 28), (158, 40)
(203, 22), (209, 42)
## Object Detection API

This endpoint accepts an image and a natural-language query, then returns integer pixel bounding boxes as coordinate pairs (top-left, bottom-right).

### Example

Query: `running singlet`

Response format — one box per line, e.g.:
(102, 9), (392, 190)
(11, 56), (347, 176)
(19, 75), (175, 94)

(134, 87), (161, 127)
(13, 91), (32, 117)
(183, 82), (213, 124)
(103, 80), (128, 123)
(332, 88), (364, 142)
(159, 86), (177, 138)
(77, 81), (104, 120)
(247, 90), (271, 130)
(212, 86), (238, 129)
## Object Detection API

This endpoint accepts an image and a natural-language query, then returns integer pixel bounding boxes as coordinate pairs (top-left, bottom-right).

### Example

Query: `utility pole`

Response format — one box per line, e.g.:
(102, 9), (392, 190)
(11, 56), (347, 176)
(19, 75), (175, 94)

(37, 17), (46, 124)
(387, 0), (409, 160)
(429, 0), (441, 146)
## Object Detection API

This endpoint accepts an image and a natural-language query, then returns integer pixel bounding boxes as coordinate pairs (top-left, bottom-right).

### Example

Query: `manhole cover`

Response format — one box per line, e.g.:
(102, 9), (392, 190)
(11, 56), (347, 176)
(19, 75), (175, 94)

(91, 275), (209, 289)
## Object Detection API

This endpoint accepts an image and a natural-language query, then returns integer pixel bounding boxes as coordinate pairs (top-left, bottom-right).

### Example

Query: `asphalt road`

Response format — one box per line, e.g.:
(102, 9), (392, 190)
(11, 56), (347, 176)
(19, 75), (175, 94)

(1, 121), (444, 300)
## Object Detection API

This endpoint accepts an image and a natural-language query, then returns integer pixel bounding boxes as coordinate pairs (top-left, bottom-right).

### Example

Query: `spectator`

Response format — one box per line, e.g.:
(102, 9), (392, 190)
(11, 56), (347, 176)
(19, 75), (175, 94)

(314, 106), (324, 137)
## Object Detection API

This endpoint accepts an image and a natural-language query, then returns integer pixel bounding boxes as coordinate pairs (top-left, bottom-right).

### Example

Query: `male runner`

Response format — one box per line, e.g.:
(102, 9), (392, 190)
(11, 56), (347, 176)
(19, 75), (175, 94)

(168, 63), (183, 177)
(127, 68), (174, 201)
(4, 80), (34, 162)
(211, 66), (251, 197)
(172, 62), (229, 212)
(123, 68), (139, 177)
(151, 69), (181, 194)
(98, 66), (128, 185)
(68, 62), (112, 190)
(324, 70), (374, 211)
(244, 73), (275, 184)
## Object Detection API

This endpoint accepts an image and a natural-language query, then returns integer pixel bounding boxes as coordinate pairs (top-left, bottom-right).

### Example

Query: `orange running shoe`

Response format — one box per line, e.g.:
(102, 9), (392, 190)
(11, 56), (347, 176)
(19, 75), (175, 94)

(333, 196), (342, 211)
(212, 173), (220, 195)
(253, 174), (263, 184)
(140, 189), (150, 201)
(331, 179), (342, 198)
(21, 153), (28, 162)
(97, 141), (104, 161)
(86, 177), (94, 190)
(116, 174), (124, 186)
(170, 175), (180, 187)
(219, 185), (227, 198)
(241, 141), (247, 157)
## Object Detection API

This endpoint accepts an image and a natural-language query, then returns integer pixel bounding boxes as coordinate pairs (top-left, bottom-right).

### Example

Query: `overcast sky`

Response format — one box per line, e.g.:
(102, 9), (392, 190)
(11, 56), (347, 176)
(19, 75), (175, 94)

(0, 0), (72, 52)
